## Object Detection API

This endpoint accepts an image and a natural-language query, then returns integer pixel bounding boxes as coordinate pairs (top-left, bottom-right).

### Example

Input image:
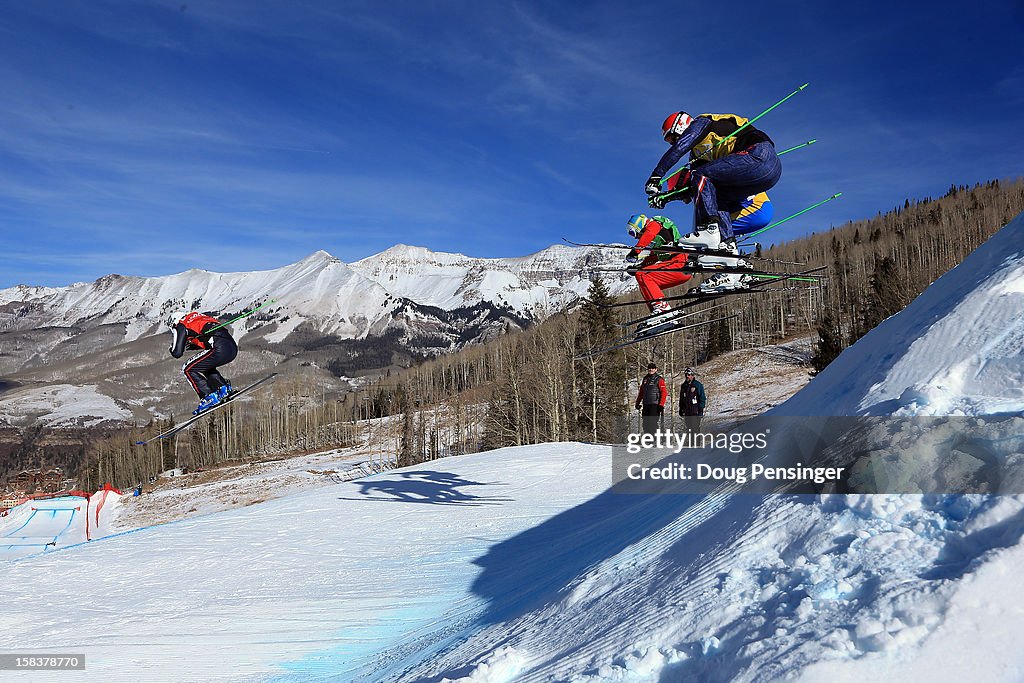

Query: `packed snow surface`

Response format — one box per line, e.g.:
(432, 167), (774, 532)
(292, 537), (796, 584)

(0, 444), (611, 681)
(4, 446), (1024, 682)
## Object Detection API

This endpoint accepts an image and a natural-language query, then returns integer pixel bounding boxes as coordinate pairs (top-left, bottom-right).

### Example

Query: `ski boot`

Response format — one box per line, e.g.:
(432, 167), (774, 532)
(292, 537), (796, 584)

(679, 223), (724, 254)
(193, 392), (221, 415)
(635, 302), (677, 338)
(696, 272), (756, 293)
(677, 223), (737, 270)
(687, 227), (753, 278)
(216, 383), (234, 401)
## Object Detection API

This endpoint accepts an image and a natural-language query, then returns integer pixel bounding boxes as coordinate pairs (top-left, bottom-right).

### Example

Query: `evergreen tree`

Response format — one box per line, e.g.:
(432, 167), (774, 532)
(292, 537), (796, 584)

(576, 277), (626, 442)
(859, 256), (908, 336)
(811, 309), (844, 375)
(398, 384), (416, 467)
(706, 316), (733, 359)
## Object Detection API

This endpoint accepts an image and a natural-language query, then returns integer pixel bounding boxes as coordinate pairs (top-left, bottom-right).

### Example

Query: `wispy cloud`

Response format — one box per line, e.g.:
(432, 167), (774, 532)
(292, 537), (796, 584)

(0, 1), (1020, 288)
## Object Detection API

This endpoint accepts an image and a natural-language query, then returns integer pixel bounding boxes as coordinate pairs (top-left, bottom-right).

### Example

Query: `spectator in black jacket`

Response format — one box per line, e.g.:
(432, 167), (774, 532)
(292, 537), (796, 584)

(679, 367), (706, 432)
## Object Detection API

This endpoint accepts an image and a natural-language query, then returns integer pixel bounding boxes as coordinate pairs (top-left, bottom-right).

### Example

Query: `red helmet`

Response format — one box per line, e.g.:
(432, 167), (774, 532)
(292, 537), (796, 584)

(661, 111), (693, 142)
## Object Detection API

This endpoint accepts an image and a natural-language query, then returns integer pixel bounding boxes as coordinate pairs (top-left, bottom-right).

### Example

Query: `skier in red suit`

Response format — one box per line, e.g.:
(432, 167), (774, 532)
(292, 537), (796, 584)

(168, 311), (238, 415)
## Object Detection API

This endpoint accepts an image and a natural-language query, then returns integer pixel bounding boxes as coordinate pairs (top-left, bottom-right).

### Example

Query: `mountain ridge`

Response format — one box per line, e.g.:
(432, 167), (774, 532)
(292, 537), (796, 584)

(0, 243), (630, 426)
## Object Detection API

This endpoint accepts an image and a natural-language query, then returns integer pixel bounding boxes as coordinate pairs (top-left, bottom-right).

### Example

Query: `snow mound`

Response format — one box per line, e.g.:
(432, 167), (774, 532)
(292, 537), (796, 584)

(0, 487), (124, 561)
(779, 210), (1024, 417)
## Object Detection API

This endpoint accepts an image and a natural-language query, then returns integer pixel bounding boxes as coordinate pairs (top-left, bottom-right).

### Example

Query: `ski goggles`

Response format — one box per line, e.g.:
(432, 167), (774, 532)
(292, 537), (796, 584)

(627, 213), (648, 239)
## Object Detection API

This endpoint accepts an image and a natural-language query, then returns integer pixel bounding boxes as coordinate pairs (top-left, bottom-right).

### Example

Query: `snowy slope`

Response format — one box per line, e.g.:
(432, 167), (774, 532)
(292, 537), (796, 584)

(776, 211), (1024, 417)
(3, 213), (1024, 681)
(3, 446), (1023, 683)
(0, 384), (132, 427)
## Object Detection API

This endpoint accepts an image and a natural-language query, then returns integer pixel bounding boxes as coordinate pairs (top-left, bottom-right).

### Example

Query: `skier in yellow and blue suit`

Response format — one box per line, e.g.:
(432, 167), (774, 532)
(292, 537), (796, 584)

(730, 191), (773, 237)
(645, 112), (781, 291)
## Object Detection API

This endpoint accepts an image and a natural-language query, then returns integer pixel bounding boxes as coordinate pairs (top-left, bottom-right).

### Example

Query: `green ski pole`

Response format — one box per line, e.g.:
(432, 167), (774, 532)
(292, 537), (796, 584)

(749, 274), (822, 283)
(775, 139), (816, 156)
(206, 299), (277, 334)
(740, 193), (842, 242)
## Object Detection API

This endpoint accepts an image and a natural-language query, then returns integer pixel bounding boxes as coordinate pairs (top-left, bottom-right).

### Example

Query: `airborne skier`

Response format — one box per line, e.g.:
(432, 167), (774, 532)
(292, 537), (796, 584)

(627, 205), (780, 337)
(644, 111), (782, 292)
(626, 213), (696, 334)
(168, 311), (238, 415)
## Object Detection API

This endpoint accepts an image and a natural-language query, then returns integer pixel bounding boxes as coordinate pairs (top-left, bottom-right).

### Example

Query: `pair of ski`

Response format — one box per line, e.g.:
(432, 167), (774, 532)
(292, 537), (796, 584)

(574, 311), (736, 360)
(562, 238), (802, 265)
(134, 373), (278, 446)
(574, 267), (826, 359)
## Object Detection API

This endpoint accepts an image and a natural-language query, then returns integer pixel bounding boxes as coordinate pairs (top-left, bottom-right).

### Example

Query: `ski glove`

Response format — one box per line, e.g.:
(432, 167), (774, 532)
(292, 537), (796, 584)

(625, 252), (639, 276)
(626, 249), (651, 263)
(645, 174), (662, 196)
(648, 193), (667, 210)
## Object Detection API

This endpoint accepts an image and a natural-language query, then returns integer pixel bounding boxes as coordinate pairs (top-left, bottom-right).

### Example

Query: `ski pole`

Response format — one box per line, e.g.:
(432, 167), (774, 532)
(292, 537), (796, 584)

(205, 299), (277, 333)
(656, 138), (817, 203)
(739, 193), (842, 242)
(776, 139), (817, 156)
(747, 274), (822, 282)
(661, 84), (810, 188)
(611, 267), (824, 279)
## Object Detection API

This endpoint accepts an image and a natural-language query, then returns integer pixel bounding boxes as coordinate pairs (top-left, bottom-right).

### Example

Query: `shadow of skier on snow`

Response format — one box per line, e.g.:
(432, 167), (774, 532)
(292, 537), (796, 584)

(339, 470), (512, 506)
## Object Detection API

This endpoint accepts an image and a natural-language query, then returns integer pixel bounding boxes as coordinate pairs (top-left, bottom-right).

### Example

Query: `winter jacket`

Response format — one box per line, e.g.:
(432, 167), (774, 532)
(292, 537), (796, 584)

(679, 379), (706, 416)
(636, 373), (668, 409)
(652, 113), (773, 178)
(169, 313), (232, 358)
(629, 215), (685, 263)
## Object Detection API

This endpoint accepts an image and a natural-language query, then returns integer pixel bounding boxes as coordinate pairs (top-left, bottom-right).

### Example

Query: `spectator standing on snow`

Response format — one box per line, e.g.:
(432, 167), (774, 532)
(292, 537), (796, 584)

(635, 362), (667, 434)
(679, 367), (706, 432)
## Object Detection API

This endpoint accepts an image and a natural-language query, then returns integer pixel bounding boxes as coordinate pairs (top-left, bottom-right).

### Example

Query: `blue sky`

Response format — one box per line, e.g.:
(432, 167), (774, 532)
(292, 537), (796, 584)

(1, 0), (1022, 287)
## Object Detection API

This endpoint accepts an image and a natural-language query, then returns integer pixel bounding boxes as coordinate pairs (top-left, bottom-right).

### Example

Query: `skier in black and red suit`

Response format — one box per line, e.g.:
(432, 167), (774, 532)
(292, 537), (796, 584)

(168, 311), (237, 415)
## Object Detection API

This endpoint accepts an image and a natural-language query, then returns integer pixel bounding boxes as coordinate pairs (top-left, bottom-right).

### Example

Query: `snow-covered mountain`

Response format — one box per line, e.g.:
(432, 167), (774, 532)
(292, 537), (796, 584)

(2, 212), (1023, 681)
(1, 251), (395, 343)
(0, 244), (629, 425)
(351, 243), (625, 314)
(0, 245), (629, 348)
